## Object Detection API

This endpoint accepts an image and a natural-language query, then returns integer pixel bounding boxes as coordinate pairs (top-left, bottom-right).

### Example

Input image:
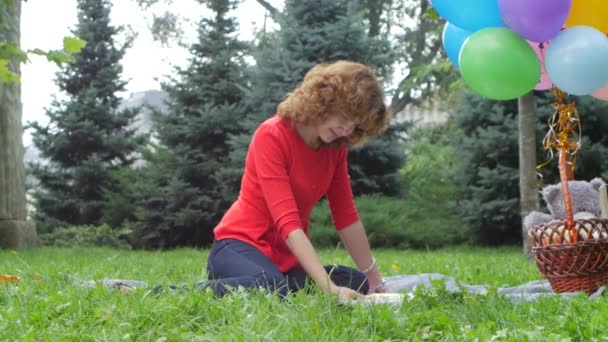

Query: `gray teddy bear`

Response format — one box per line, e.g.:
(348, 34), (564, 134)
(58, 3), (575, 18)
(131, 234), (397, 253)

(524, 178), (606, 229)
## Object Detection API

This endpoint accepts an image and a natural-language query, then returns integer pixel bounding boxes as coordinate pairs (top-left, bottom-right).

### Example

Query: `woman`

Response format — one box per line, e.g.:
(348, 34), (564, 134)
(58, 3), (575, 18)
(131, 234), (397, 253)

(204, 60), (392, 301)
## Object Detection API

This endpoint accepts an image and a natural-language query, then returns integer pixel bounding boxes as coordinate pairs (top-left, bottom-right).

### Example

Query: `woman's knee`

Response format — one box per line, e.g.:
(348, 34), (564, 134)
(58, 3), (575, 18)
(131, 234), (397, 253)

(206, 239), (277, 281)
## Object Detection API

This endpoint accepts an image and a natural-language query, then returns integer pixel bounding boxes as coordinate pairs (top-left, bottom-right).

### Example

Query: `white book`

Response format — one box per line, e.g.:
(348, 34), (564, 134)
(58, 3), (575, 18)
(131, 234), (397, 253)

(366, 292), (413, 305)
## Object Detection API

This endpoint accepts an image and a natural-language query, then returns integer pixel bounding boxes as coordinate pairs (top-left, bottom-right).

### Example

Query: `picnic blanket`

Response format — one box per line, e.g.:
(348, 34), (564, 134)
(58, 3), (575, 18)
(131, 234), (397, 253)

(384, 273), (605, 304)
(76, 273), (605, 304)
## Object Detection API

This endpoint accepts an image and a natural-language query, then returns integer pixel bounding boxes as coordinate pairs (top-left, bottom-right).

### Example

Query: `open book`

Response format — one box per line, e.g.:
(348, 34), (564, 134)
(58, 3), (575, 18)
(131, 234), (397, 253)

(366, 292), (413, 305)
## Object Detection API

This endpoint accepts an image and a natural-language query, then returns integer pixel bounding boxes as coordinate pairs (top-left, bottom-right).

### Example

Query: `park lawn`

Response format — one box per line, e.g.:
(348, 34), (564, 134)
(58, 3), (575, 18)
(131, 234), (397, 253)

(1, 246), (608, 341)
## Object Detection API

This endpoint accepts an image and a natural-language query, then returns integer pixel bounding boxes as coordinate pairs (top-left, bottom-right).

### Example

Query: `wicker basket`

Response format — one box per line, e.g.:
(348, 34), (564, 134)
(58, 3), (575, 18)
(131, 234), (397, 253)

(529, 218), (608, 294)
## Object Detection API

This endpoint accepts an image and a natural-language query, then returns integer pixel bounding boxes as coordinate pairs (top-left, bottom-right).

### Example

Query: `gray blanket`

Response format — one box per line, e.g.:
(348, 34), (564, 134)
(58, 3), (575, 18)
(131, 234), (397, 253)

(76, 273), (605, 304)
(385, 273), (605, 303)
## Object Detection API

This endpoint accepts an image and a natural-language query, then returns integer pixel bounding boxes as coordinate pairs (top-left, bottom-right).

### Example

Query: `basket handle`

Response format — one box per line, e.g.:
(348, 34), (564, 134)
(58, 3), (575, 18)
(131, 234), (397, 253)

(600, 184), (608, 219)
(559, 148), (576, 241)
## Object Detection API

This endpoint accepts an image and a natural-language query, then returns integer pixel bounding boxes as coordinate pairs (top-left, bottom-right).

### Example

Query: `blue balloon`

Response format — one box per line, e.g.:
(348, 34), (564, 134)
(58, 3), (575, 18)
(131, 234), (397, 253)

(442, 22), (473, 69)
(432, 0), (503, 31)
(545, 26), (608, 95)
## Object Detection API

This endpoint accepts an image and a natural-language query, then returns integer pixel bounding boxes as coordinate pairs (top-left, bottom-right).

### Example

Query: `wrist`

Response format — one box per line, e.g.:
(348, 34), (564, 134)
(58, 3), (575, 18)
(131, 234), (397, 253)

(367, 273), (384, 287)
(366, 266), (383, 283)
(369, 278), (387, 292)
(360, 257), (376, 274)
(319, 280), (339, 294)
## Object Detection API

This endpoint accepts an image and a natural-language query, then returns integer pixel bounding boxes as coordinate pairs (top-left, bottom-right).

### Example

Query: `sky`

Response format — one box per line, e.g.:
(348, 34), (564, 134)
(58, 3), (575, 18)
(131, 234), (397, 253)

(20, 0), (281, 146)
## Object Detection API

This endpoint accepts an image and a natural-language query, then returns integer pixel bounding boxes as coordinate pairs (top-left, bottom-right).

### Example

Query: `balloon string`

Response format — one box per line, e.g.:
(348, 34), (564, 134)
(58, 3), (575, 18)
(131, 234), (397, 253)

(537, 42), (548, 78)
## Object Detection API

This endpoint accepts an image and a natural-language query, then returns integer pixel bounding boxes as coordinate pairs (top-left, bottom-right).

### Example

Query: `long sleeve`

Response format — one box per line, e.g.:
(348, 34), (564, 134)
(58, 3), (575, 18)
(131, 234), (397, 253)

(326, 149), (360, 230)
(250, 126), (303, 240)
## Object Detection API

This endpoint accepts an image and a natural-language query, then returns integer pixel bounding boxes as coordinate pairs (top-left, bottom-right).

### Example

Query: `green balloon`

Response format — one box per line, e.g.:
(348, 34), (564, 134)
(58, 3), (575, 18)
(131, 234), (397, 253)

(459, 27), (540, 100)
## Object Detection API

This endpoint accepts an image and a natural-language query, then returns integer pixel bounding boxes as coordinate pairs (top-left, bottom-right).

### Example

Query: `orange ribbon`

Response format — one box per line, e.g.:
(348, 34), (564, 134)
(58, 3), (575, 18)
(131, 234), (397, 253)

(537, 88), (581, 179)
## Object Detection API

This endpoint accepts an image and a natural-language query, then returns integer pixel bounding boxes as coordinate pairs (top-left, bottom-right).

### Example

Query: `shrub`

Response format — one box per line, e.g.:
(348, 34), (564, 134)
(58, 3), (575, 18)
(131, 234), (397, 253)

(309, 194), (469, 249)
(39, 224), (132, 249)
(400, 124), (460, 205)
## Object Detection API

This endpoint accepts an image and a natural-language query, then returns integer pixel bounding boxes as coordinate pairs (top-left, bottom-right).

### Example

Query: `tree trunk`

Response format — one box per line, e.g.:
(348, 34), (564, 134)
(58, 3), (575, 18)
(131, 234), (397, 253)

(518, 91), (537, 258)
(0, 1), (38, 249)
(254, 0), (281, 22)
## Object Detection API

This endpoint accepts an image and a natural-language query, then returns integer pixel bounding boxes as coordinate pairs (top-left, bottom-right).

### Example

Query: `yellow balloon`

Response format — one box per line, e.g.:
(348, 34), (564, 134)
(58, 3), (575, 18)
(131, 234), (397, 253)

(565, 0), (608, 33)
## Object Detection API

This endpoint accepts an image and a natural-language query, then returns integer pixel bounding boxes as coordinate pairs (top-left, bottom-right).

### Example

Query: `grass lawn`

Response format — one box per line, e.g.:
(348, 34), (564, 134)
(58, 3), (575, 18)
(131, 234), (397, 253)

(1, 246), (608, 341)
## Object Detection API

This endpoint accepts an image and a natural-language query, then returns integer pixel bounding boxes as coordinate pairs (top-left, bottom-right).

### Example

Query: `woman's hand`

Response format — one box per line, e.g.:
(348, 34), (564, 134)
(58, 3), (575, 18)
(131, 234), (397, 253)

(330, 284), (366, 302)
(367, 275), (393, 294)
(368, 282), (392, 294)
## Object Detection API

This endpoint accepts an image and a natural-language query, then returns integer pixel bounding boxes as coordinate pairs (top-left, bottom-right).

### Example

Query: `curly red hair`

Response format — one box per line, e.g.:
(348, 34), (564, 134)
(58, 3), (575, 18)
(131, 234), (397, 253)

(277, 60), (390, 147)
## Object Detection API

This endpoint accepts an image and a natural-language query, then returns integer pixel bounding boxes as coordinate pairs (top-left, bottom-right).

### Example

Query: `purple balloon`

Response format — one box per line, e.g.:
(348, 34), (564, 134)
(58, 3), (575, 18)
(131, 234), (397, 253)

(499, 0), (572, 42)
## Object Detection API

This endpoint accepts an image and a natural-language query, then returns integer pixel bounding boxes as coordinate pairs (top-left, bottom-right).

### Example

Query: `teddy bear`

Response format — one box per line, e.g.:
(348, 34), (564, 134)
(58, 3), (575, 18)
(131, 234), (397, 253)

(524, 177), (606, 230)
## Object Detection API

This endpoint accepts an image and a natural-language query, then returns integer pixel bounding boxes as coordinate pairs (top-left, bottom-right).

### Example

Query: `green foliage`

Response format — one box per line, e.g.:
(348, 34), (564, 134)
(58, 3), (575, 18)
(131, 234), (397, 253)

(0, 59), (17, 82)
(450, 91), (608, 245)
(38, 224), (131, 249)
(0, 38), (86, 83)
(0, 41), (27, 62)
(100, 167), (141, 229)
(450, 93), (527, 245)
(358, 0), (393, 37)
(62, 36), (87, 54)
(423, 6), (440, 20)
(28, 0), (145, 233)
(310, 194), (469, 249)
(28, 36), (87, 65)
(388, 0), (462, 113)
(401, 124), (459, 201)
(399, 123), (468, 236)
(132, 0), (249, 248)
(349, 122), (409, 196)
(0, 0), (86, 83)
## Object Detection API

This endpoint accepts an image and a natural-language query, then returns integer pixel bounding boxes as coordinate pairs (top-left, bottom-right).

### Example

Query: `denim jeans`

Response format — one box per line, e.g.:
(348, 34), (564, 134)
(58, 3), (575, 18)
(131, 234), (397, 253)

(204, 238), (369, 297)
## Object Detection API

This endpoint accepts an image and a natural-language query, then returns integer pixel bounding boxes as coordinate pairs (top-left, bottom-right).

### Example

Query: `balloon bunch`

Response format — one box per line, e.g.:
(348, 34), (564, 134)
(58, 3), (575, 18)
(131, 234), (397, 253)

(437, 0), (608, 100)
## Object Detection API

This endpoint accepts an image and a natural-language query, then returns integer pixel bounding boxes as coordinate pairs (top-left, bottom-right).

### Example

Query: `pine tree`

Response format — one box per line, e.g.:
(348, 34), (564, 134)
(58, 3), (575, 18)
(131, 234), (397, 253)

(233, 0), (404, 196)
(29, 0), (144, 233)
(131, 0), (249, 248)
(451, 92), (608, 245)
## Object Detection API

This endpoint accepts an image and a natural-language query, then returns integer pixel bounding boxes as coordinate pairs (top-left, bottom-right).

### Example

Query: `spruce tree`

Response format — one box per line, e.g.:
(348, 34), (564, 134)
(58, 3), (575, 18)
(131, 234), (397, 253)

(451, 92), (608, 245)
(29, 0), (144, 233)
(131, 0), (249, 248)
(233, 0), (404, 196)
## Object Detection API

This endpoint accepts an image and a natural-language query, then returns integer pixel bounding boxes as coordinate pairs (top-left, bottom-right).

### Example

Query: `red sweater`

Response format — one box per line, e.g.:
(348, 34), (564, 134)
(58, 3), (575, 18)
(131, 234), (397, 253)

(213, 116), (360, 272)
